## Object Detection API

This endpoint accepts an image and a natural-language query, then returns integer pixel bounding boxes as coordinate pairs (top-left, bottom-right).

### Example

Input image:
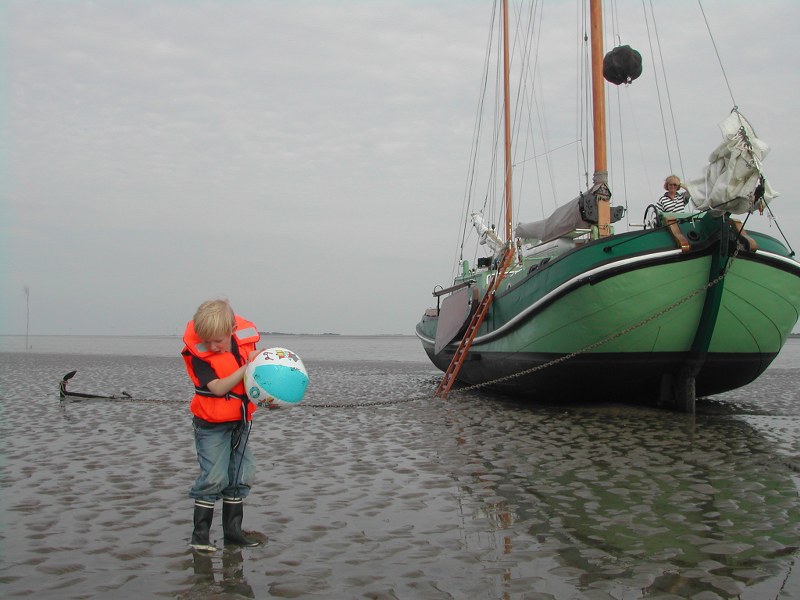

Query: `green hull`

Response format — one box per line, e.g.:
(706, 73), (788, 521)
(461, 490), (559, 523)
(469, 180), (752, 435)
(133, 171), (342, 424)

(417, 214), (800, 405)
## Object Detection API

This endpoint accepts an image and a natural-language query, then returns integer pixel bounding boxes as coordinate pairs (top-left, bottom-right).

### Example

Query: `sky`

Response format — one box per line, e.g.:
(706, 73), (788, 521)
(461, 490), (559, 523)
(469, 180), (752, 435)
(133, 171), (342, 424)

(2, 0), (799, 336)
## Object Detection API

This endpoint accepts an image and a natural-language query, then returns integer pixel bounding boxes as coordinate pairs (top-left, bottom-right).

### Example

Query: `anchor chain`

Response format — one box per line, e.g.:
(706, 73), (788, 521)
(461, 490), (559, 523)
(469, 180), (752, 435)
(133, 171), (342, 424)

(59, 394), (187, 405)
(60, 245), (741, 409)
(60, 393), (429, 408)
(297, 396), (428, 409)
(444, 244), (741, 397)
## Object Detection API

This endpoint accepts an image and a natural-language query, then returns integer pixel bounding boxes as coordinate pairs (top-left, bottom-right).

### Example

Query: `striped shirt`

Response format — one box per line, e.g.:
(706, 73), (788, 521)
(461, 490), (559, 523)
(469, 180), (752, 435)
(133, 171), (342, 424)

(657, 191), (689, 213)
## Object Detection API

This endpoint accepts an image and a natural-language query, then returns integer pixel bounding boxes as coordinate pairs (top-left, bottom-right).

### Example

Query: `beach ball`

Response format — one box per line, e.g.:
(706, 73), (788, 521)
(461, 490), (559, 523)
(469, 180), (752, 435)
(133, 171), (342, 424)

(244, 347), (309, 406)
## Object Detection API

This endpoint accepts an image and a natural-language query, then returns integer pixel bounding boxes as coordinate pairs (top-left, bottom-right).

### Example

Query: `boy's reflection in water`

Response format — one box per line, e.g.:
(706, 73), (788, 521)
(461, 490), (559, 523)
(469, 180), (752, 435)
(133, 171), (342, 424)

(190, 548), (255, 599)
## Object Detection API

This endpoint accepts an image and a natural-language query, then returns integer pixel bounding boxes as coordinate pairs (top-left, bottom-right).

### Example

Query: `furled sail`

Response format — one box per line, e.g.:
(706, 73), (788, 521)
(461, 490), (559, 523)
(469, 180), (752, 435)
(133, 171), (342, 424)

(471, 212), (505, 254)
(515, 197), (590, 243)
(686, 111), (778, 215)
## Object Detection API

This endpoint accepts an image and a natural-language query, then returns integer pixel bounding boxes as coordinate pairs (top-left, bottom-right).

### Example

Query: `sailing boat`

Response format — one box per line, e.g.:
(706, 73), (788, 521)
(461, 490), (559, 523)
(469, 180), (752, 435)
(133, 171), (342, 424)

(415, 0), (800, 411)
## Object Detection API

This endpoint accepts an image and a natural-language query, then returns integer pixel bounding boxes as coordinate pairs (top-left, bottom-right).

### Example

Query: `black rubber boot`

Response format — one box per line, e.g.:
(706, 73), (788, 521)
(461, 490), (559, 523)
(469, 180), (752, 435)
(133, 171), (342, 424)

(190, 499), (217, 552)
(222, 497), (260, 547)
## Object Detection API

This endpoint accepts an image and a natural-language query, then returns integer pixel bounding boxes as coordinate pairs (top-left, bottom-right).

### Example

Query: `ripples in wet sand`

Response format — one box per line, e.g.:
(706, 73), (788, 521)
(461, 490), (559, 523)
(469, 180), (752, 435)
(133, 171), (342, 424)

(0, 345), (798, 599)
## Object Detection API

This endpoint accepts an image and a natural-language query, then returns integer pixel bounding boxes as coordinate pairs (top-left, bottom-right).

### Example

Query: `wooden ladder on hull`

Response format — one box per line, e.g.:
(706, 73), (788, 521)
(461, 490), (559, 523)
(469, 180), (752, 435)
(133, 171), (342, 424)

(435, 248), (515, 398)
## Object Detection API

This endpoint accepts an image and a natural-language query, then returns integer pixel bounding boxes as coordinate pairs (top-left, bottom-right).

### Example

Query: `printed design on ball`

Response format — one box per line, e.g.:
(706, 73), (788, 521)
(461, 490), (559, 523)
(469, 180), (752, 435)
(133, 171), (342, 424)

(245, 347), (309, 405)
(261, 348), (300, 363)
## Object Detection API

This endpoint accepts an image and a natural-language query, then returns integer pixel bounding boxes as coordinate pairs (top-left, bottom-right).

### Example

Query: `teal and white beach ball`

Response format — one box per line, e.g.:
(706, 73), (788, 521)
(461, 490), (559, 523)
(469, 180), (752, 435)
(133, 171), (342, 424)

(245, 347), (309, 406)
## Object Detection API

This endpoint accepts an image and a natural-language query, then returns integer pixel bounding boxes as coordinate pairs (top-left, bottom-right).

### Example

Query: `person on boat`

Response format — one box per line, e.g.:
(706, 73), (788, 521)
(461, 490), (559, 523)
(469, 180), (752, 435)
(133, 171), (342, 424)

(182, 298), (263, 552)
(656, 174), (691, 213)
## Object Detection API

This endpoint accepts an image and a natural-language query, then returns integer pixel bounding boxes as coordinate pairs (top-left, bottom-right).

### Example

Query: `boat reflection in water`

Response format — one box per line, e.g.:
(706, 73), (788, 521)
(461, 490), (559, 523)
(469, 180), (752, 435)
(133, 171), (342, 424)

(441, 398), (798, 598)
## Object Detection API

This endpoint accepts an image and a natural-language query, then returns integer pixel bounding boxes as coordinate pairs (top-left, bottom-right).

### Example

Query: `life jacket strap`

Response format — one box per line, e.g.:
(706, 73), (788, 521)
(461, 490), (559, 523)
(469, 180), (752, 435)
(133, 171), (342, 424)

(193, 387), (249, 403)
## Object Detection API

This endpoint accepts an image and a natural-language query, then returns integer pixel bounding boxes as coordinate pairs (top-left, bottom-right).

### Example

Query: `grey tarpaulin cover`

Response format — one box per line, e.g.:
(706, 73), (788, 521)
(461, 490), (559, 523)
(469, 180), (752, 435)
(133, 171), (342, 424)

(515, 196), (591, 244)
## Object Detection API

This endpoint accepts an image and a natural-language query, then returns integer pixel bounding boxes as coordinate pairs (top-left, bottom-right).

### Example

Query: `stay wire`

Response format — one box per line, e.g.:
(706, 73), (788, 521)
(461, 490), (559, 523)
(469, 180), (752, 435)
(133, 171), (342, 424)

(763, 202), (796, 256)
(648, 0), (685, 178)
(456, 0), (499, 271)
(696, 0), (737, 108)
(640, 0), (672, 172)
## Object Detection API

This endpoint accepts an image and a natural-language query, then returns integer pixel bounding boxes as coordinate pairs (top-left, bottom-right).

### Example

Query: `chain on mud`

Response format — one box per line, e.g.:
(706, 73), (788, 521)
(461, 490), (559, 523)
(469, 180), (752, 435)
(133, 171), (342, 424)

(60, 247), (741, 409)
(295, 396), (429, 409)
(59, 395), (187, 405)
(59, 393), (430, 409)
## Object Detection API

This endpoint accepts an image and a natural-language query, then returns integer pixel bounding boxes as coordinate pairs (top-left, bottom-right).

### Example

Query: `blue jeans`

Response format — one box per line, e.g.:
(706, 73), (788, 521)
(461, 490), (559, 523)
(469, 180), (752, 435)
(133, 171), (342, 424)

(189, 420), (255, 502)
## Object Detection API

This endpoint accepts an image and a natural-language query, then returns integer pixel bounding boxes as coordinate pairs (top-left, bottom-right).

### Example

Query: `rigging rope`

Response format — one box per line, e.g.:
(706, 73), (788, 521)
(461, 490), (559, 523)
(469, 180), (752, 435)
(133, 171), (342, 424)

(648, 0), (685, 178)
(696, 0), (737, 109)
(640, 0), (673, 174)
(578, 1), (590, 191)
(456, 0), (499, 274)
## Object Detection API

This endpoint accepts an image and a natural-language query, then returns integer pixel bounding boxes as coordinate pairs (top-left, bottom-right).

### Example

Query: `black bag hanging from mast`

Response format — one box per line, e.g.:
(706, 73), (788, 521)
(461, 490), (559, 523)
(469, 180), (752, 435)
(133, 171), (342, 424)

(603, 45), (643, 85)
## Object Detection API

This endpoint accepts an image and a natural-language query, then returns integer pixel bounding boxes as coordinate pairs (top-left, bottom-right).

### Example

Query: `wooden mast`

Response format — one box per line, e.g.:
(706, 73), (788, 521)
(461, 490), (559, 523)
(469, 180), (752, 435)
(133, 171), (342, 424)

(502, 0), (513, 241)
(589, 0), (611, 237)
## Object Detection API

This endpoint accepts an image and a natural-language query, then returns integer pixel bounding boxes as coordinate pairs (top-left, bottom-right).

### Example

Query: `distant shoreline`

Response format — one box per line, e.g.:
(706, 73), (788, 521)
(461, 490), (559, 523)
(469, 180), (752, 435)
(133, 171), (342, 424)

(3, 332), (797, 339)
(260, 332), (411, 337)
(0, 332), (415, 338)
(262, 332), (341, 336)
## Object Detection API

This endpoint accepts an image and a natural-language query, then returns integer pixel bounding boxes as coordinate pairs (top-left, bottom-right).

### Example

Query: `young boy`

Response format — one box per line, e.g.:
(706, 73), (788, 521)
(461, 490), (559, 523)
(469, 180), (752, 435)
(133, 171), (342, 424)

(181, 298), (262, 551)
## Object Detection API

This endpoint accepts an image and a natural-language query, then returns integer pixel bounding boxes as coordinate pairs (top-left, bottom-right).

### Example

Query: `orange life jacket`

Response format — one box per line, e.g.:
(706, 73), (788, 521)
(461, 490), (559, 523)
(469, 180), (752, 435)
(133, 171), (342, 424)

(181, 315), (260, 423)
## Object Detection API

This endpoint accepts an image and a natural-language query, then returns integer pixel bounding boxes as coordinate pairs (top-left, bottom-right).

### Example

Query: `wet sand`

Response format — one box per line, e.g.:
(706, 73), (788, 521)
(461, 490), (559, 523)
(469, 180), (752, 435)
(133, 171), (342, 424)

(1, 350), (798, 599)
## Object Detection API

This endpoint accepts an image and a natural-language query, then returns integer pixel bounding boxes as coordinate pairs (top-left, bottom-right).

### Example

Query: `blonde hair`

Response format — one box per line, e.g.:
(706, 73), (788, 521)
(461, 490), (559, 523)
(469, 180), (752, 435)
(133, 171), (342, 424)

(193, 299), (236, 341)
(664, 174), (681, 189)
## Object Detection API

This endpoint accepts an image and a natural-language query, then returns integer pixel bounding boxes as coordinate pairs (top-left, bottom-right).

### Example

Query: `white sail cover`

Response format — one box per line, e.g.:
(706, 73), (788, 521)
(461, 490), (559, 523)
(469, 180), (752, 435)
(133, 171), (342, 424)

(471, 212), (505, 254)
(685, 111), (778, 215)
